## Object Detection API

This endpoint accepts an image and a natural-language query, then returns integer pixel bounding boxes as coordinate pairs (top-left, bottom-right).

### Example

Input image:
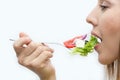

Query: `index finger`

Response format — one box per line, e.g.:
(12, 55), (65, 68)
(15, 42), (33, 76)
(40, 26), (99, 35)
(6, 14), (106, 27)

(13, 37), (32, 53)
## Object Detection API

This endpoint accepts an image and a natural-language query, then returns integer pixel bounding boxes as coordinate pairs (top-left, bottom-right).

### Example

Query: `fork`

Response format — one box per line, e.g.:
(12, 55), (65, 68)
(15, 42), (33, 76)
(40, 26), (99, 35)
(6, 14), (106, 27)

(9, 39), (71, 51)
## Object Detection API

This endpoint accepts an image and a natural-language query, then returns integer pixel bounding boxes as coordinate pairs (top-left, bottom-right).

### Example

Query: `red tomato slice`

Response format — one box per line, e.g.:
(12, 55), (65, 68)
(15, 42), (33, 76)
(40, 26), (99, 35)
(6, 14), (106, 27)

(63, 35), (83, 48)
(63, 39), (76, 48)
(63, 34), (87, 48)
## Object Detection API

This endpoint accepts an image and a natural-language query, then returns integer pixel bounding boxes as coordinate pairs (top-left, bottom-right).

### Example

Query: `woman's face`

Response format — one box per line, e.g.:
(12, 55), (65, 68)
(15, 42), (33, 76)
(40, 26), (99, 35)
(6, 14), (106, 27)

(86, 0), (120, 65)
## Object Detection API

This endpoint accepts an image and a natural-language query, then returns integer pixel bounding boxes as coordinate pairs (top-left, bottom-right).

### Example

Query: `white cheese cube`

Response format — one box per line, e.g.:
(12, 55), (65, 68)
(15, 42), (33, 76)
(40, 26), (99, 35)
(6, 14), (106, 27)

(74, 39), (85, 48)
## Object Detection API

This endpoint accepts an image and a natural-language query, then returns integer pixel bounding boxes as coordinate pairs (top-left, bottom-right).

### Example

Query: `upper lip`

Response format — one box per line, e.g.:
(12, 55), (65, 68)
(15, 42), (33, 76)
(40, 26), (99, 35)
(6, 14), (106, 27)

(91, 31), (102, 42)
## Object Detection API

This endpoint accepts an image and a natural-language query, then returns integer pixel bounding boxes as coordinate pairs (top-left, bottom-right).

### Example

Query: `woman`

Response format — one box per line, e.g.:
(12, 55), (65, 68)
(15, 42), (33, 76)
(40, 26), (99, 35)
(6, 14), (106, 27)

(86, 0), (120, 80)
(13, 0), (120, 80)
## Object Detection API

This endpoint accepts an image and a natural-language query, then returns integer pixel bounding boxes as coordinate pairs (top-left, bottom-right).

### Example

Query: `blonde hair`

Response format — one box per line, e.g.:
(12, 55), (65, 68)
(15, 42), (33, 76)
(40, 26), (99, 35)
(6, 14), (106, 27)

(105, 59), (119, 80)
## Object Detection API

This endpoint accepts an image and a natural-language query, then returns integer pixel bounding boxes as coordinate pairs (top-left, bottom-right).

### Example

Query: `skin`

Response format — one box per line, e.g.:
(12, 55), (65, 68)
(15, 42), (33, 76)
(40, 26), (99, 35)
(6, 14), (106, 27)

(13, 32), (56, 80)
(13, 0), (120, 79)
(86, 0), (120, 65)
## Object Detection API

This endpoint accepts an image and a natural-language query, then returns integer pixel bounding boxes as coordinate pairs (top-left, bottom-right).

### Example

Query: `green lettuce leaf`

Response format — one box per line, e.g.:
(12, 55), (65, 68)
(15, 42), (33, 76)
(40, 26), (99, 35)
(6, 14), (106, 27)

(71, 35), (98, 56)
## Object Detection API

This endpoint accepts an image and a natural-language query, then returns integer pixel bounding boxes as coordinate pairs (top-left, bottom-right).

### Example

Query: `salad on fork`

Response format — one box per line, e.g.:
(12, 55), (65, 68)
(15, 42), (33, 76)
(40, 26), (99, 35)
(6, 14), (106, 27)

(10, 34), (98, 56)
(63, 34), (98, 56)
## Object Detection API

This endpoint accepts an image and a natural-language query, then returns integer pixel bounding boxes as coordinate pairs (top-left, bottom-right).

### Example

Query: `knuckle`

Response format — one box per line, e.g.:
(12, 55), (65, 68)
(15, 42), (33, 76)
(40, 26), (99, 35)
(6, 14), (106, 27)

(13, 43), (18, 48)
(37, 46), (43, 51)
(35, 46), (42, 53)
(28, 41), (36, 48)
(44, 46), (54, 53)
(43, 51), (53, 58)
(24, 63), (33, 67)
(22, 60), (30, 67)
(30, 61), (45, 69)
(30, 62), (39, 68)
(18, 57), (24, 65)
(18, 57), (31, 67)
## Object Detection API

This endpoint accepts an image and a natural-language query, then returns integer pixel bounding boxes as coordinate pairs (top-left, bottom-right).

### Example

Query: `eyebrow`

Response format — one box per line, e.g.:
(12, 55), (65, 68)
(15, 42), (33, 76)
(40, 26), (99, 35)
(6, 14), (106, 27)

(99, 0), (111, 2)
(99, 0), (112, 4)
(99, 0), (106, 2)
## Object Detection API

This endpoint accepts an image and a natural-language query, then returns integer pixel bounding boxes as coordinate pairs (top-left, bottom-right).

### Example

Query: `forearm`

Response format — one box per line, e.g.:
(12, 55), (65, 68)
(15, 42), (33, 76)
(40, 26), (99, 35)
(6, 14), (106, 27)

(40, 76), (56, 80)
(39, 73), (56, 80)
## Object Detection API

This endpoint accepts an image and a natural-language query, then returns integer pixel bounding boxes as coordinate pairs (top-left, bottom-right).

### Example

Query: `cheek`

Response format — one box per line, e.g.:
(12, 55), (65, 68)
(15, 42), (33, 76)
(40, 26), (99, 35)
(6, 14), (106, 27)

(100, 13), (120, 44)
(99, 26), (120, 64)
(98, 14), (120, 65)
(98, 44), (119, 65)
(102, 18), (120, 34)
(100, 10), (120, 34)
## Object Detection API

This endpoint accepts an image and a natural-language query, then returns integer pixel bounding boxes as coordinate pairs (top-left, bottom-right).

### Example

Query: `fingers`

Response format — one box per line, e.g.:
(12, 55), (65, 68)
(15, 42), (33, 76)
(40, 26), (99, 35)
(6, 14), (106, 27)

(21, 45), (53, 64)
(17, 41), (40, 58)
(17, 43), (54, 69)
(13, 32), (32, 53)
(13, 32), (54, 70)
(30, 51), (53, 68)
(13, 37), (32, 53)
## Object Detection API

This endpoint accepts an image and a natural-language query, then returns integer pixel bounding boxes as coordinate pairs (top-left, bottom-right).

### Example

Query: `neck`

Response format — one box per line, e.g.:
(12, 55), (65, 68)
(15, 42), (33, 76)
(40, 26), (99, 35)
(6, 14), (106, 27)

(118, 61), (120, 80)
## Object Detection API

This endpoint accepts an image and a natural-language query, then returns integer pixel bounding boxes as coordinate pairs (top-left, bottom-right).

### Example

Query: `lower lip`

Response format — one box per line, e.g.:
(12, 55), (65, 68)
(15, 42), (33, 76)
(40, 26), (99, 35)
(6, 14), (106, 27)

(94, 43), (100, 50)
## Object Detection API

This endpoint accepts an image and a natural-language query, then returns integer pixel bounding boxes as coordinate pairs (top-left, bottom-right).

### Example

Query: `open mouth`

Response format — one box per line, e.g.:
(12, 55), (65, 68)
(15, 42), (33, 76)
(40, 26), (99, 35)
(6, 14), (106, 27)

(96, 37), (102, 43)
(93, 36), (102, 50)
(91, 31), (102, 43)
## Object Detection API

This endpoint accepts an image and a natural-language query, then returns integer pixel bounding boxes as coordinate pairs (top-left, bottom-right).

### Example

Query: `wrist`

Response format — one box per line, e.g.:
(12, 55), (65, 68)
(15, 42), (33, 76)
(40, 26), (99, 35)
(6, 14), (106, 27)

(40, 74), (56, 80)
(41, 75), (56, 80)
(39, 71), (56, 80)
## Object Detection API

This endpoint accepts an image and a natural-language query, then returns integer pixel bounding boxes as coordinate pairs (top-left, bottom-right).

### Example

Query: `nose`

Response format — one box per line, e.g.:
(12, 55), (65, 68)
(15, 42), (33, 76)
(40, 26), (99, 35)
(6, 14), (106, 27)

(86, 8), (98, 27)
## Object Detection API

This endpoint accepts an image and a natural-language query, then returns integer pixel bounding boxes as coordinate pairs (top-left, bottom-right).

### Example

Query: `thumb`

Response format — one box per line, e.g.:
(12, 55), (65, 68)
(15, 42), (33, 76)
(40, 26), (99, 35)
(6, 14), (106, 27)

(19, 32), (32, 46)
(19, 32), (29, 38)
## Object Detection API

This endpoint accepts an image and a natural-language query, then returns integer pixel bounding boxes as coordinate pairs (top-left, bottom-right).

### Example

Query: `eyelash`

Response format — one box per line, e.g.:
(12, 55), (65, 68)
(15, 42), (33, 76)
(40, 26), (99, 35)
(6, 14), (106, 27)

(100, 4), (108, 11)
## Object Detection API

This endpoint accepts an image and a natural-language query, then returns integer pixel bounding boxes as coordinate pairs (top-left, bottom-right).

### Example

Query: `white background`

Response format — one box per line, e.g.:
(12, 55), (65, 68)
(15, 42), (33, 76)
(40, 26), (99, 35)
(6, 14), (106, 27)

(0, 0), (105, 80)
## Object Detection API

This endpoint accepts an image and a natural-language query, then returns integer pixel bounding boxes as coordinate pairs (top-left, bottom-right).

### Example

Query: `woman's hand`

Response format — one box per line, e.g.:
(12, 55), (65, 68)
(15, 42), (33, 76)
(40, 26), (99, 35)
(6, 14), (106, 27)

(13, 32), (56, 80)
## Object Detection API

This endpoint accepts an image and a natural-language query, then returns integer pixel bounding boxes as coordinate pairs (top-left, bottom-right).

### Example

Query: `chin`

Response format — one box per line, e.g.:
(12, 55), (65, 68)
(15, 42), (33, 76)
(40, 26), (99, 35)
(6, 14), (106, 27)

(98, 55), (115, 65)
(98, 59), (112, 65)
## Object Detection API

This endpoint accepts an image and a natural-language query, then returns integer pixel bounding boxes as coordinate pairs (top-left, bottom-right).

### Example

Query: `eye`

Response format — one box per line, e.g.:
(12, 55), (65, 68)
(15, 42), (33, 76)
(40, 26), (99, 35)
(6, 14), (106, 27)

(100, 4), (108, 11)
(99, 1), (109, 11)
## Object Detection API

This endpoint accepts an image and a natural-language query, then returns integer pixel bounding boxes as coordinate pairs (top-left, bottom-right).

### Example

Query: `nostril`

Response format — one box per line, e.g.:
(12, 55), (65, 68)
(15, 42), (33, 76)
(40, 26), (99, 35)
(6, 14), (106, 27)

(86, 16), (90, 23)
(86, 13), (98, 27)
(87, 18), (97, 27)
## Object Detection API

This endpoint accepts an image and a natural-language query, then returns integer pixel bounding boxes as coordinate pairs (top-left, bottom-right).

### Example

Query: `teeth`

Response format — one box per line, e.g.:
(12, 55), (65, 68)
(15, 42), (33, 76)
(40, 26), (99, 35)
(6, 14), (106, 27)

(97, 38), (101, 43)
